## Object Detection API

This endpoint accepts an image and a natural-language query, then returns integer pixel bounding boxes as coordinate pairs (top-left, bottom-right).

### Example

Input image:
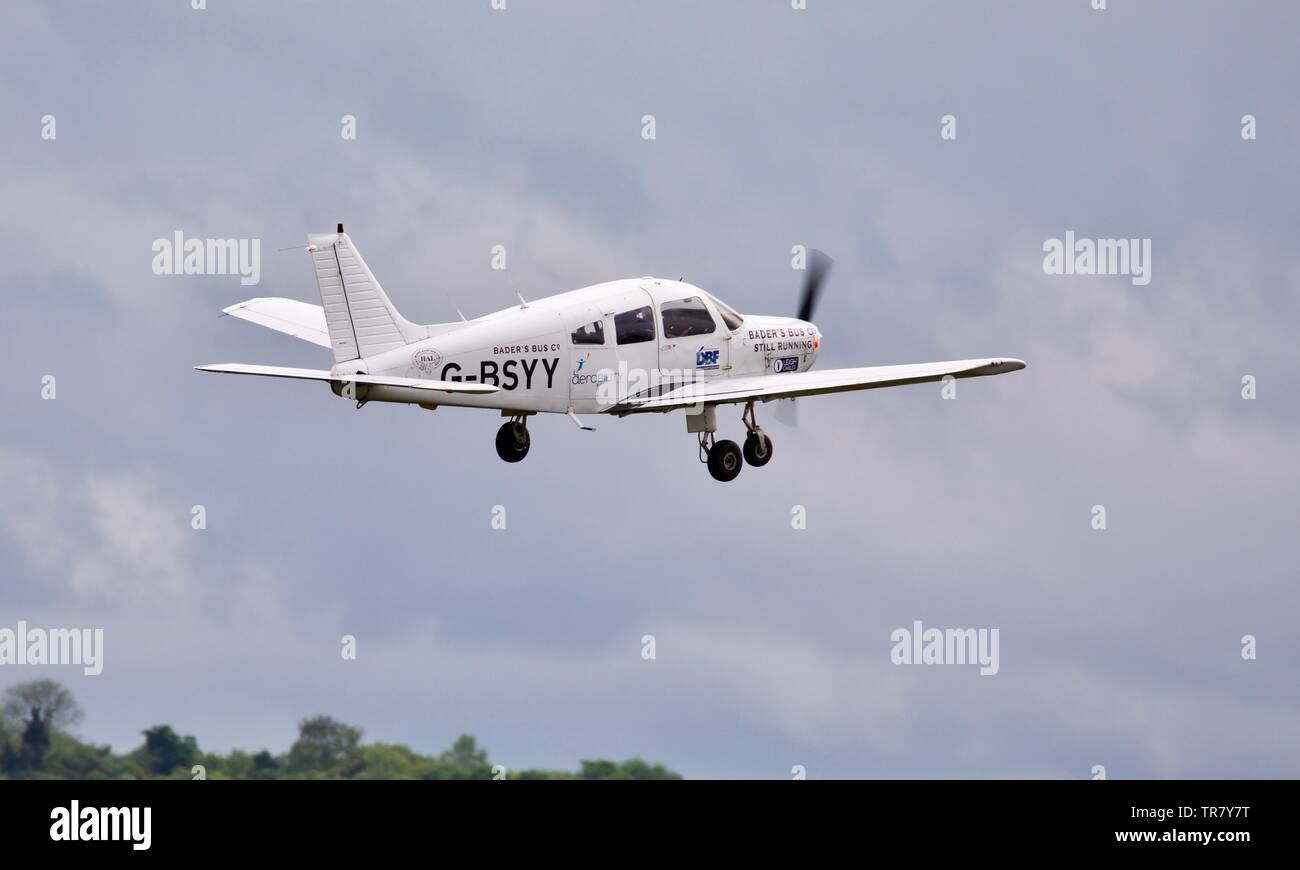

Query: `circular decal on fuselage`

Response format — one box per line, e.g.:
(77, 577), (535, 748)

(411, 348), (443, 374)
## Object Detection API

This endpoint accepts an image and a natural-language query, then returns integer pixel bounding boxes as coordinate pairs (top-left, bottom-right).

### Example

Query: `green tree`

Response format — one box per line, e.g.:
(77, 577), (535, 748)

(0, 719), (13, 778)
(615, 758), (680, 780)
(1, 680), (84, 772)
(46, 733), (142, 780)
(213, 749), (255, 780)
(578, 758), (681, 780)
(287, 716), (363, 777)
(250, 749), (283, 780)
(0, 682), (683, 780)
(140, 725), (201, 776)
(357, 743), (430, 779)
(437, 734), (491, 779)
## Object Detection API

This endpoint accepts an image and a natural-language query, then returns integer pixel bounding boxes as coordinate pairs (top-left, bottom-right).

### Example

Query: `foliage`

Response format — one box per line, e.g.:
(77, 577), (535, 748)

(0, 680), (680, 780)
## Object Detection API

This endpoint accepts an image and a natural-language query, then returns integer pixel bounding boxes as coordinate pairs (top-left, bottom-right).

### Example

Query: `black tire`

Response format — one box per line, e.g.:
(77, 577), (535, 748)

(743, 431), (773, 467)
(707, 440), (743, 482)
(495, 421), (530, 463)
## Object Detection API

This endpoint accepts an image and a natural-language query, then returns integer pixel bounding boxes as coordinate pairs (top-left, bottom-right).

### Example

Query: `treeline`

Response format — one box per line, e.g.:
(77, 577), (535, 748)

(0, 679), (680, 780)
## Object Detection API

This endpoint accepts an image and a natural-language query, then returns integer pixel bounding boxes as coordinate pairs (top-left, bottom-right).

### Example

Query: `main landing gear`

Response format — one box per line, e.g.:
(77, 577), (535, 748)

(693, 401), (775, 482)
(703, 436), (743, 482)
(495, 415), (531, 463)
(740, 401), (773, 468)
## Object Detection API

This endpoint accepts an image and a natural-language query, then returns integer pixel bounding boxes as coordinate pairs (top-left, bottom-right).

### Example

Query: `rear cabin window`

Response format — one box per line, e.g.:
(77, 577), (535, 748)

(571, 320), (605, 345)
(660, 296), (716, 338)
(615, 306), (656, 344)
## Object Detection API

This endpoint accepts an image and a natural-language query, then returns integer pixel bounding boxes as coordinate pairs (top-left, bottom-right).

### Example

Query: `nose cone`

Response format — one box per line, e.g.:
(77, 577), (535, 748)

(803, 321), (821, 367)
(787, 319), (820, 357)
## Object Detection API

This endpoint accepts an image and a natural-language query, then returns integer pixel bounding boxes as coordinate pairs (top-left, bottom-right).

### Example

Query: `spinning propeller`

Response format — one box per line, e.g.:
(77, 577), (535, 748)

(796, 248), (834, 323)
(778, 249), (833, 427)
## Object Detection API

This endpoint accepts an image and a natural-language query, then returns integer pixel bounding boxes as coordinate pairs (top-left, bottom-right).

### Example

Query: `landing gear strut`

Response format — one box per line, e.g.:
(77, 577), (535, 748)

(741, 401), (773, 467)
(495, 415), (531, 463)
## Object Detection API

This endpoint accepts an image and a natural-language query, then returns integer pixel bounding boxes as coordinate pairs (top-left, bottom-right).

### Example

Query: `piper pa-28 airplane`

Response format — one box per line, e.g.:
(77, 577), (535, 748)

(198, 225), (1025, 482)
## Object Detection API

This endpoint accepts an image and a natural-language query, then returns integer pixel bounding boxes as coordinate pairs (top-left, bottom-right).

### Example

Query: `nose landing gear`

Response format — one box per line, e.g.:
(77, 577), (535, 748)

(495, 415), (531, 463)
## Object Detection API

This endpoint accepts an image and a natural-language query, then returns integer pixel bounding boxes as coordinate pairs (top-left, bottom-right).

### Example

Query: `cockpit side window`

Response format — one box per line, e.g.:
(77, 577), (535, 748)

(707, 294), (744, 331)
(660, 296), (717, 338)
(614, 306), (656, 345)
(571, 319), (605, 345)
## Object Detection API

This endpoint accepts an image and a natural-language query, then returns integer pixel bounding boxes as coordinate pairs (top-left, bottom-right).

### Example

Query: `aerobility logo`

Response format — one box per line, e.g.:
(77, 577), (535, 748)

(572, 352), (618, 388)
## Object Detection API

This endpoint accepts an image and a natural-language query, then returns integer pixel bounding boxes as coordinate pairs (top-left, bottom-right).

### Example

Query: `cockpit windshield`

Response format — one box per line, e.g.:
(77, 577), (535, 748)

(706, 293), (744, 331)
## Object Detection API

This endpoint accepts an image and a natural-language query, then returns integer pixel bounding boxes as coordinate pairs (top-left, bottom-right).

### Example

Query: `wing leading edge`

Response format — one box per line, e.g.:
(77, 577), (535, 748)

(610, 357), (1026, 414)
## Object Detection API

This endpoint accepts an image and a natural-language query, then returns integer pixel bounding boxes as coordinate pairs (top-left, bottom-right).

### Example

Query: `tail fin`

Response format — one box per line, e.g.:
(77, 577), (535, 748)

(309, 224), (425, 363)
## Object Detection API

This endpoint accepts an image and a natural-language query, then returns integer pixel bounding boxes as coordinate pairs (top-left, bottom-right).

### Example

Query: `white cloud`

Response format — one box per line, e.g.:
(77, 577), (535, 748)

(0, 448), (194, 607)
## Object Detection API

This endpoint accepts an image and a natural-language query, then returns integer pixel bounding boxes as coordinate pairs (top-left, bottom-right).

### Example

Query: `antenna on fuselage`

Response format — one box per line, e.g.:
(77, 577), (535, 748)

(516, 292), (529, 309)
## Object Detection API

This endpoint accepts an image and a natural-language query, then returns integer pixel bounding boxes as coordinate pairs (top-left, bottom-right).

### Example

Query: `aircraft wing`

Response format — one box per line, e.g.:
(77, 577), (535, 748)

(194, 363), (499, 394)
(222, 297), (331, 348)
(611, 357), (1025, 413)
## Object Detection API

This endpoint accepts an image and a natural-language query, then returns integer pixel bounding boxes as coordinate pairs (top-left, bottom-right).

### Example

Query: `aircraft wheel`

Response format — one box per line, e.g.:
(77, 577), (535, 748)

(707, 440), (743, 482)
(743, 431), (773, 467)
(495, 421), (530, 463)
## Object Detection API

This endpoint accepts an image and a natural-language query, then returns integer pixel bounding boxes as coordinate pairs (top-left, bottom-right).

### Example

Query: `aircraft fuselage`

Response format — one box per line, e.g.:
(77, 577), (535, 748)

(331, 277), (820, 415)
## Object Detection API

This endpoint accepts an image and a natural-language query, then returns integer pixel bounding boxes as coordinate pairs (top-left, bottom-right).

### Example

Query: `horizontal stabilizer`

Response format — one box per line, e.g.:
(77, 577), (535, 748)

(222, 298), (331, 348)
(194, 363), (498, 394)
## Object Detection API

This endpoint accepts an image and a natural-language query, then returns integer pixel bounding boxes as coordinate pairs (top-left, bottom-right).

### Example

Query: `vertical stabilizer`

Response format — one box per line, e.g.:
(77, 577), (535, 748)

(308, 225), (423, 363)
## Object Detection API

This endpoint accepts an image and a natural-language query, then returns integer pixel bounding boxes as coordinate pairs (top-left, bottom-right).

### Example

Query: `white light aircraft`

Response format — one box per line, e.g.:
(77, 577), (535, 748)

(198, 225), (1025, 482)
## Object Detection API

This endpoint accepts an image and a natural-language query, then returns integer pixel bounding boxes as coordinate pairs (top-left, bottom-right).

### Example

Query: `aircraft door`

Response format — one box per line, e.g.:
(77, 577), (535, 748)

(606, 287), (660, 406)
(566, 303), (618, 411)
(656, 293), (727, 386)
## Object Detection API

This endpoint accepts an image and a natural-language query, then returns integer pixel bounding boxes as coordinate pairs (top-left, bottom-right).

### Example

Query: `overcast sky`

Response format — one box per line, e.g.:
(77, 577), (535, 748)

(1, 0), (1297, 778)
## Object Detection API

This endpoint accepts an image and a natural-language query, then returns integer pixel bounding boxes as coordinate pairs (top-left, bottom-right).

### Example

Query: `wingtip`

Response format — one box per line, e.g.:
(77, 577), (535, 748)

(220, 299), (257, 316)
